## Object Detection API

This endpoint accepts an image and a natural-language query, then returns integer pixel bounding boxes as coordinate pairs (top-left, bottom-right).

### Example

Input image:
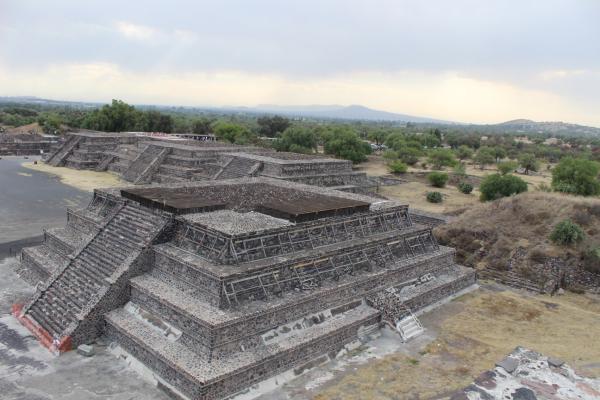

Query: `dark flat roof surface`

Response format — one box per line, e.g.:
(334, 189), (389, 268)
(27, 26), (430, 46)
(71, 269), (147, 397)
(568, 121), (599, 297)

(121, 184), (370, 220)
(121, 187), (226, 214)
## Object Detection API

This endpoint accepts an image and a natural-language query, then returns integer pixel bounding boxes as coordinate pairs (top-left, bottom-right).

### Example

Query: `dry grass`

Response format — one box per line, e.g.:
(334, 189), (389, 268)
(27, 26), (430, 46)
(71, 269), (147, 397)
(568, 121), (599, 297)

(379, 181), (481, 214)
(314, 289), (600, 400)
(22, 161), (123, 192)
(434, 192), (600, 271)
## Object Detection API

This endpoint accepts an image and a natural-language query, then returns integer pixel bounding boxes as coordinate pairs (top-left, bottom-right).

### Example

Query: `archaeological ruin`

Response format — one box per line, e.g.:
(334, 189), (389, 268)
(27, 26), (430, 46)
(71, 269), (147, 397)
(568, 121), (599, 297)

(44, 131), (376, 193)
(15, 177), (476, 399)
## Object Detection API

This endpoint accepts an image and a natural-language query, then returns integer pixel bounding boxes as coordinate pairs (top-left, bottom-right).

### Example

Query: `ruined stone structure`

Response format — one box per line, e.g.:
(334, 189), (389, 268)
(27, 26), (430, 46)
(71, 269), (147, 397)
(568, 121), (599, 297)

(0, 133), (58, 155)
(44, 131), (376, 193)
(15, 178), (475, 399)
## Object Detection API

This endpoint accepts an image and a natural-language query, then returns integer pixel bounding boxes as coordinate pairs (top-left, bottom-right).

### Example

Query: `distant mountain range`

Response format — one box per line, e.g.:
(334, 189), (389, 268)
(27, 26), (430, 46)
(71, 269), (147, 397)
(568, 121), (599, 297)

(2, 96), (599, 136)
(470, 119), (600, 137)
(223, 104), (452, 124)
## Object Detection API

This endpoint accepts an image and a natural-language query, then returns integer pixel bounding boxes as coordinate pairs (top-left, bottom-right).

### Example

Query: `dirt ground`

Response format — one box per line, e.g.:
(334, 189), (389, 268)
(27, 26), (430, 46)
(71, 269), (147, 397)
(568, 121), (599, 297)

(379, 181), (481, 214)
(362, 155), (554, 214)
(313, 283), (600, 400)
(21, 162), (123, 192)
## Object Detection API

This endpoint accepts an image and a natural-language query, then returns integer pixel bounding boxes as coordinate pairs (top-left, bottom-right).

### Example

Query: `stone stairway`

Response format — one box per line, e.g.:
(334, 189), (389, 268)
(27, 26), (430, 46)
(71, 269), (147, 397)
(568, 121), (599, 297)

(122, 145), (170, 183)
(95, 154), (116, 171)
(213, 157), (262, 180)
(46, 135), (81, 167)
(395, 313), (424, 341)
(17, 205), (167, 350)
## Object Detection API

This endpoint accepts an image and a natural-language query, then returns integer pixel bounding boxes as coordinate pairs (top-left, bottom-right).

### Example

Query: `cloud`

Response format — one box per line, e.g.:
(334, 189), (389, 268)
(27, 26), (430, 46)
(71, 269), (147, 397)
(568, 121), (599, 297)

(115, 21), (157, 41)
(1, 0), (599, 125)
(1, 62), (598, 126)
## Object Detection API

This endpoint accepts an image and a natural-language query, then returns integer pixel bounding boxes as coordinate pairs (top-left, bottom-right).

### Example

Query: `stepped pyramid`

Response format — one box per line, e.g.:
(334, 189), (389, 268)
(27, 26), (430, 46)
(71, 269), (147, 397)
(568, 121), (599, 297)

(15, 177), (476, 399)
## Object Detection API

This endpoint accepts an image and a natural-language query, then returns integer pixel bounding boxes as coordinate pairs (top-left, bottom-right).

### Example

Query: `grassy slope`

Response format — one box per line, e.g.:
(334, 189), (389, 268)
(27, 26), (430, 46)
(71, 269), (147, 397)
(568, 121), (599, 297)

(434, 192), (600, 275)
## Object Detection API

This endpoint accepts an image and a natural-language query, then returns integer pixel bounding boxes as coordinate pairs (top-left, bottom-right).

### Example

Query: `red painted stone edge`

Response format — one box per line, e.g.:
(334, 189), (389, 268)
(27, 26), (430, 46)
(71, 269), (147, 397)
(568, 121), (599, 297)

(11, 303), (72, 353)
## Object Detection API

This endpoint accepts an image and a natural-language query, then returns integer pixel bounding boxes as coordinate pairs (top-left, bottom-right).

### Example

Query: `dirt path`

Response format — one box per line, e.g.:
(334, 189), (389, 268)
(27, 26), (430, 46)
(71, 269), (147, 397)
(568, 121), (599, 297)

(22, 162), (123, 192)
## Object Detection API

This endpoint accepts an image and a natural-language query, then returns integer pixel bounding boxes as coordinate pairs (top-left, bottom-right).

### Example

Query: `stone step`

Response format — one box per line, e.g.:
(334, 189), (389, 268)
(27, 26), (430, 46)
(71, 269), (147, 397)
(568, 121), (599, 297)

(106, 303), (380, 400)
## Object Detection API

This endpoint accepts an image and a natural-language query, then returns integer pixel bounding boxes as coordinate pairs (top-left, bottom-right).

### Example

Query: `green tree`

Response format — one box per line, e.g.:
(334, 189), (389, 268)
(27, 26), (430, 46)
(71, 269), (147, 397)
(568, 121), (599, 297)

(479, 173), (528, 201)
(213, 121), (254, 144)
(397, 146), (422, 165)
(322, 127), (372, 163)
(257, 115), (290, 137)
(455, 145), (473, 161)
(474, 147), (496, 169)
(82, 99), (139, 132)
(192, 118), (214, 135)
(37, 112), (63, 134)
(427, 148), (456, 169)
(497, 161), (518, 175)
(493, 146), (507, 163)
(518, 153), (539, 175)
(273, 126), (318, 154)
(367, 129), (388, 146)
(551, 157), (600, 196)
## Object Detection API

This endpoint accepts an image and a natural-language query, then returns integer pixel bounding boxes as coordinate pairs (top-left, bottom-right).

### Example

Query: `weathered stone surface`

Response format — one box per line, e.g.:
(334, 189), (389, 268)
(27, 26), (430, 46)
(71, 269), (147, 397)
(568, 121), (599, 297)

(77, 344), (95, 357)
(512, 387), (537, 400)
(547, 357), (564, 367)
(496, 357), (519, 373)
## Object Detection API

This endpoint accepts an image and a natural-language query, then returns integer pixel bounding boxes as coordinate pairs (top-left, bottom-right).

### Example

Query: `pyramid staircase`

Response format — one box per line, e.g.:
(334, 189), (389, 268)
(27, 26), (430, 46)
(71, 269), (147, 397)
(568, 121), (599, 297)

(14, 204), (168, 351)
(46, 135), (82, 167)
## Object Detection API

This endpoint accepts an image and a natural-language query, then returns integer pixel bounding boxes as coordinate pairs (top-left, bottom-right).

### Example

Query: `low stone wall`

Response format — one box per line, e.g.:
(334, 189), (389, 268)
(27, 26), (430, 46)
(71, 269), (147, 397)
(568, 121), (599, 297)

(410, 209), (451, 227)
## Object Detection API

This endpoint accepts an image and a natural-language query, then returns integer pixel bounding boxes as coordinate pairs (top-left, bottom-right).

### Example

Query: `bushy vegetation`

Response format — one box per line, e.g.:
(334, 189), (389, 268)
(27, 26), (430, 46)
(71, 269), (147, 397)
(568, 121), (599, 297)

(213, 121), (253, 144)
(458, 182), (473, 194)
(427, 148), (456, 169)
(388, 160), (408, 174)
(427, 171), (449, 188)
(322, 126), (372, 163)
(273, 126), (318, 154)
(551, 157), (600, 196)
(583, 246), (600, 273)
(518, 153), (539, 175)
(550, 219), (585, 245)
(479, 173), (528, 201)
(426, 191), (443, 203)
(497, 161), (518, 175)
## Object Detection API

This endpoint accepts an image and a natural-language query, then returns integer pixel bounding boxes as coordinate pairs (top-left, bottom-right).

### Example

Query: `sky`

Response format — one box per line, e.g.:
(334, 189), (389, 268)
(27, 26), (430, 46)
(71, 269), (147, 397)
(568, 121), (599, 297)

(1, 0), (599, 125)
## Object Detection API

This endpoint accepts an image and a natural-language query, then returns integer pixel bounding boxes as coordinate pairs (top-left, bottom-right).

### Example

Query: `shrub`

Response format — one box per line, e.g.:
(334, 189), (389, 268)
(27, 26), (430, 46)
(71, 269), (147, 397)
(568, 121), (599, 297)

(388, 160), (408, 174)
(427, 172), (448, 188)
(497, 161), (518, 175)
(426, 191), (443, 203)
(427, 148), (457, 169)
(479, 173), (528, 201)
(397, 147), (422, 165)
(549, 219), (585, 245)
(458, 182), (473, 194)
(551, 157), (600, 196)
(583, 247), (600, 273)
(453, 162), (466, 177)
(382, 150), (398, 161)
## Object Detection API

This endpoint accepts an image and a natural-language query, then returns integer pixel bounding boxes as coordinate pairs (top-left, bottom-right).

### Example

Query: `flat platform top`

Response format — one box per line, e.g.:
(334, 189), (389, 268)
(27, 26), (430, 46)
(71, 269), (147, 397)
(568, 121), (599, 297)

(120, 180), (372, 221)
(121, 187), (226, 214)
(183, 210), (293, 235)
(258, 196), (370, 222)
(226, 152), (347, 165)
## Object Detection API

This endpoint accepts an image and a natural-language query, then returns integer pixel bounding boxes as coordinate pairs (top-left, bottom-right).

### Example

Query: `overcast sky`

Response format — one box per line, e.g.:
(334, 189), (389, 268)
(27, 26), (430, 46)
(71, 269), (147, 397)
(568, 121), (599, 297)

(1, 1), (599, 125)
